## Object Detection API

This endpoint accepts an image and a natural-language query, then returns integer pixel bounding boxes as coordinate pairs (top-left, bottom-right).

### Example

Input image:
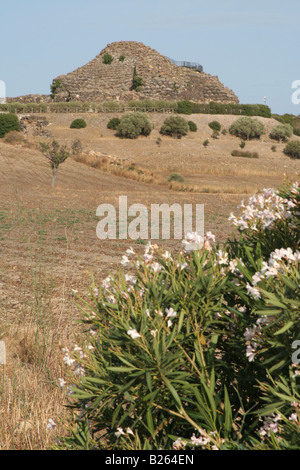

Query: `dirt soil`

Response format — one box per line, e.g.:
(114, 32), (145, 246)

(1, 112), (299, 312)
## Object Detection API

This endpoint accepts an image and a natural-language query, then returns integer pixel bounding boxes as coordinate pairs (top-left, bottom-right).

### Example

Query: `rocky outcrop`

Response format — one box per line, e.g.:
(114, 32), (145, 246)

(52, 41), (239, 104)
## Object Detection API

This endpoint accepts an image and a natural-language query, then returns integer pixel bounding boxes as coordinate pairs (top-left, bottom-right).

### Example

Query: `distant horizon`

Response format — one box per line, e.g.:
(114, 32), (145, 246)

(1, 0), (300, 116)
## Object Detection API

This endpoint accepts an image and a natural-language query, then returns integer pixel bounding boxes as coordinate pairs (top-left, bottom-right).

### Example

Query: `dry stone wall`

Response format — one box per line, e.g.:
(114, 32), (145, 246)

(52, 41), (239, 104)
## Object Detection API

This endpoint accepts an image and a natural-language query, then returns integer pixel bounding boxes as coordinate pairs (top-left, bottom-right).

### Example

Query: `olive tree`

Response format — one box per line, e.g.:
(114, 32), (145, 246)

(39, 139), (70, 188)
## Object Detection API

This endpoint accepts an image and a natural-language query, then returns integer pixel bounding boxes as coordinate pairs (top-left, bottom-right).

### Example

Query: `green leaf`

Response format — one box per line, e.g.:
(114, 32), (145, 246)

(163, 375), (183, 409)
(107, 366), (136, 372)
(224, 386), (232, 436)
(274, 321), (294, 335)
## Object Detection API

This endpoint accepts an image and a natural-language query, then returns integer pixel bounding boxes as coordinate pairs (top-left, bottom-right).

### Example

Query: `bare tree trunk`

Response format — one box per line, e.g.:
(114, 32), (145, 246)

(52, 167), (57, 188)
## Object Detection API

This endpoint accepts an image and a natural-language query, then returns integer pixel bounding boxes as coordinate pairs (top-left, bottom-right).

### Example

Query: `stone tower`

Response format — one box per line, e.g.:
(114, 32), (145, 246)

(52, 41), (239, 104)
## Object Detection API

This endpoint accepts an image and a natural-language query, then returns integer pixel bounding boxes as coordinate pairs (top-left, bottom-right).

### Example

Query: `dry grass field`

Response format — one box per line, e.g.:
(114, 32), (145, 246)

(0, 111), (299, 448)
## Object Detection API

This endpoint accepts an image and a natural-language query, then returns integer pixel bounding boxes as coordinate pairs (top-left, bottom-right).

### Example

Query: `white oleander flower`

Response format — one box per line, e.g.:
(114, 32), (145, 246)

(127, 329), (142, 339)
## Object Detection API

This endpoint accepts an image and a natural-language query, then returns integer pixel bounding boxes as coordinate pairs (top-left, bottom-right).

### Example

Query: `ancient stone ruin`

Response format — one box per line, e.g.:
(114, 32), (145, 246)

(50, 41), (239, 104)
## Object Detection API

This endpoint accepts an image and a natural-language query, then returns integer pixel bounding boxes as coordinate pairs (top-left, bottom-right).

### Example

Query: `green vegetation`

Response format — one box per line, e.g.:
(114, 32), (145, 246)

(168, 172), (185, 182)
(269, 124), (293, 142)
(102, 53), (114, 64)
(57, 181), (300, 451)
(229, 117), (265, 140)
(117, 112), (153, 139)
(70, 119), (87, 129)
(0, 100), (272, 117)
(203, 139), (209, 147)
(208, 120), (221, 132)
(211, 130), (220, 139)
(188, 120), (197, 132)
(176, 100), (271, 117)
(283, 140), (300, 159)
(0, 113), (19, 138)
(50, 79), (62, 99)
(119, 55), (125, 62)
(71, 139), (83, 156)
(39, 139), (70, 188)
(107, 117), (121, 130)
(160, 116), (189, 138)
(231, 150), (259, 158)
(132, 69), (143, 92)
(272, 113), (300, 136)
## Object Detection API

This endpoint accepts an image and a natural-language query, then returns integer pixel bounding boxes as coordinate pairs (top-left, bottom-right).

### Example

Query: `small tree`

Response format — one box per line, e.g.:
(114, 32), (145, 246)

(160, 116), (189, 138)
(0, 113), (19, 138)
(283, 140), (300, 159)
(229, 117), (265, 140)
(107, 117), (121, 130)
(269, 124), (293, 142)
(70, 119), (87, 129)
(188, 120), (197, 132)
(39, 140), (70, 188)
(117, 113), (153, 139)
(50, 79), (62, 99)
(208, 120), (221, 132)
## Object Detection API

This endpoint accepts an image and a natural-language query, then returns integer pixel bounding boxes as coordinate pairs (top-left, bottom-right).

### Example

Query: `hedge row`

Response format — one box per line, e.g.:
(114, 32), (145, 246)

(0, 99), (272, 117)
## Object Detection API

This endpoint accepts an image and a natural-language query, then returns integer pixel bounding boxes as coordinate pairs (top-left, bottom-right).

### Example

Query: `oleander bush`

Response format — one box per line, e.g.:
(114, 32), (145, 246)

(229, 117), (265, 140)
(58, 180), (300, 451)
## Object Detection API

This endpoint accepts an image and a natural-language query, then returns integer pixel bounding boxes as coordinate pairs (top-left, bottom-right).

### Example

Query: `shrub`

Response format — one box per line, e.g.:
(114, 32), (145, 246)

(271, 145), (277, 152)
(283, 140), (300, 159)
(269, 124), (293, 142)
(211, 130), (219, 139)
(188, 121), (197, 132)
(107, 117), (121, 130)
(240, 140), (246, 149)
(160, 116), (189, 138)
(0, 113), (19, 138)
(231, 150), (259, 158)
(168, 172), (185, 182)
(70, 119), (87, 129)
(222, 129), (227, 135)
(176, 100), (194, 115)
(50, 79), (61, 99)
(119, 55), (125, 62)
(203, 139), (209, 147)
(229, 117), (265, 140)
(71, 139), (83, 156)
(293, 128), (300, 137)
(3, 130), (24, 144)
(208, 120), (221, 132)
(132, 73), (143, 92)
(57, 180), (300, 451)
(117, 112), (153, 139)
(103, 53), (113, 64)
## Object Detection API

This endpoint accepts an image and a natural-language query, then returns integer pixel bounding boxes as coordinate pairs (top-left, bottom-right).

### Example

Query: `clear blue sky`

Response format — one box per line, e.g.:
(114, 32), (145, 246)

(1, 0), (299, 115)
